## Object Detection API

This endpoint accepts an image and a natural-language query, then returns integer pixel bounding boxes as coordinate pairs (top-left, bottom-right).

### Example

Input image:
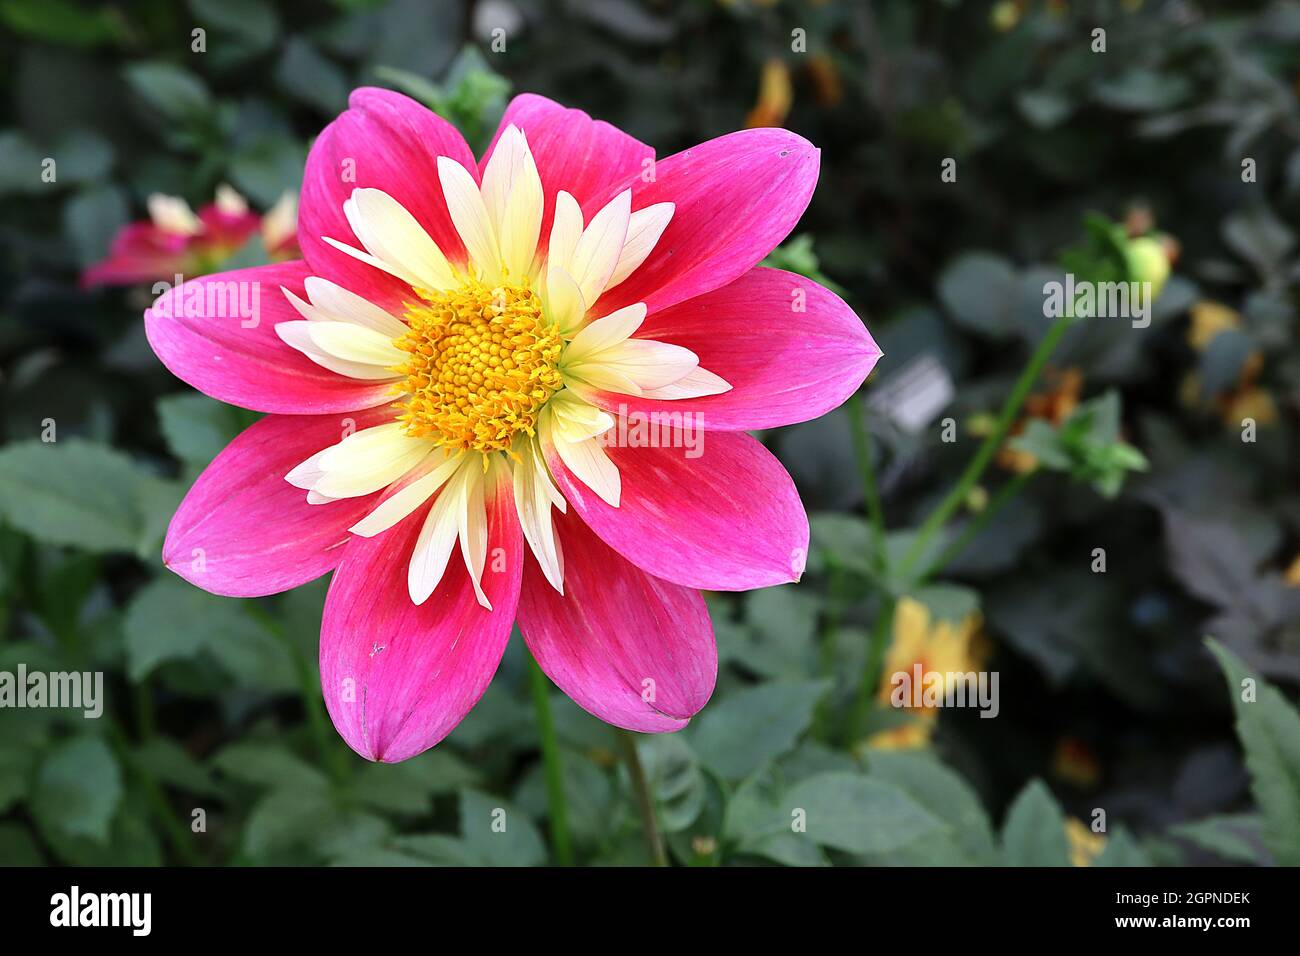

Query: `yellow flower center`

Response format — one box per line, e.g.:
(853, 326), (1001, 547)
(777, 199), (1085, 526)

(394, 278), (564, 454)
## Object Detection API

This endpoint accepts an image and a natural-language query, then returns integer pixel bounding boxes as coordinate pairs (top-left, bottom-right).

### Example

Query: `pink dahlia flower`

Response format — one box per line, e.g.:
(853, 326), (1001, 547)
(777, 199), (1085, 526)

(145, 89), (880, 762)
(84, 185), (299, 288)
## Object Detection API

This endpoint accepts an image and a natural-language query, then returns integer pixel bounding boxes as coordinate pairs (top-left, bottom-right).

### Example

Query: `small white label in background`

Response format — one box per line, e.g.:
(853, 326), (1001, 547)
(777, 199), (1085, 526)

(867, 353), (955, 435)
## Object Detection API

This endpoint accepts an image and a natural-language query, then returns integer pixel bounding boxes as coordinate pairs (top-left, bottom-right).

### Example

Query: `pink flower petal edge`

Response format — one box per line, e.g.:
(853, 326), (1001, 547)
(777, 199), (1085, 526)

(144, 260), (395, 414)
(481, 93), (655, 243)
(320, 474), (524, 762)
(593, 127), (820, 316)
(164, 406), (394, 597)
(585, 266), (881, 430)
(300, 87), (479, 312)
(547, 430), (810, 592)
(518, 509), (716, 732)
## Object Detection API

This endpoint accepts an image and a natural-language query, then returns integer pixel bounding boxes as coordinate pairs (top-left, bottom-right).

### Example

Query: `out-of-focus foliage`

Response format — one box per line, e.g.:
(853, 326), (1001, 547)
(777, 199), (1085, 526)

(0, 0), (1298, 866)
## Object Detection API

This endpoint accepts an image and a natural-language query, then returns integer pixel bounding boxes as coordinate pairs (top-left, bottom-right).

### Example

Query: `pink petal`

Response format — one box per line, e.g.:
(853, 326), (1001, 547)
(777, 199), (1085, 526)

(547, 430), (808, 591)
(144, 260), (396, 414)
(591, 128), (820, 316)
(163, 406), (394, 597)
(480, 93), (654, 244)
(585, 267), (881, 430)
(300, 88), (479, 311)
(81, 223), (190, 288)
(320, 478), (524, 762)
(518, 509), (716, 732)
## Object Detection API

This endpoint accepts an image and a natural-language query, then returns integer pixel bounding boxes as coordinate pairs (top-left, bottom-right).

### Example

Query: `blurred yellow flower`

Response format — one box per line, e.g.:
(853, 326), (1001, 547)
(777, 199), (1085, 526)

(807, 53), (843, 106)
(865, 718), (935, 752)
(1066, 818), (1107, 867)
(1053, 737), (1101, 788)
(878, 596), (983, 706)
(999, 367), (1083, 473)
(746, 59), (793, 128)
(1181, 304), (1277, 429)
(1285, 555), (1300, 587)
(990, 1), (1021, 32)
(1187, 301), (1240, 351)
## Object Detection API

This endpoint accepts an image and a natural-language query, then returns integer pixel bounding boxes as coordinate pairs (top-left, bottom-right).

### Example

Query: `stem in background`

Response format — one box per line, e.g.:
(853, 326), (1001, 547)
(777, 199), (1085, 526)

(618, 730), (667, 867)
(249, 602), (348, 786)
(813, 558), (846, 741)
(107, 718), (204, 866)
(847, 396), (888, 574)
(847, 595), (897, 746)
(526, 652), (574, 867)
(896, 315), (1073, 581)
(917, 470), (1033, 585)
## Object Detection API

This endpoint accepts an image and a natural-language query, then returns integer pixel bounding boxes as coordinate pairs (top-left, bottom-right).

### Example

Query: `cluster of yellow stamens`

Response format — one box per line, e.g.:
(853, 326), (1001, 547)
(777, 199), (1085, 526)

(393, 278), (564, 454)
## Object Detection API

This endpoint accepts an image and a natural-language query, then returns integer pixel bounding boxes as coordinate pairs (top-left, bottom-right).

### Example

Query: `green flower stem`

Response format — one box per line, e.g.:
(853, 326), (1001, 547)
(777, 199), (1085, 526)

(813, 557), (846, 741)
(250, 602), (348, 787)
(917, 470), (1033, 585)
(106, 715), (204, 866)
(526, 651), (574, 866)
(847, 594), (897, 746)
(896, 314), (1073, 582)
(617, 729), (667, 866)
(847, 396), (888, 575)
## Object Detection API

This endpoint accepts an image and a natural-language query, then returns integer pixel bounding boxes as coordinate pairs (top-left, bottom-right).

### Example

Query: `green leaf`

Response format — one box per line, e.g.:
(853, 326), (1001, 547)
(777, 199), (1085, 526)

(0, 823), (43, 865)
(690, 679), (830, 780)
(1169, 813), (1266, 864)
(1222, 204), (1294, 279)
(64, 184), (129, 266)
(0, 440), (149, 553)
(515, 748), (615, 849)
(808, 513), (875, 577)
(0, 0), (124, 48)
(866, 752), (997, 864)
(243, 786), (337, 859)
(276, 36), (350, 114)
(32, 735), (122, 845)
(0, 739), (39, 814)
(330, 847), (438, 866)
(907, 584), (980, 625)
(351, 751), (480, 815)
(0, 130), (44, 196)
(124, 577), (279, 682)
(157, 393), (250, 466)
(937, 252), (1020, 337)
(636, 735), (707, 833)
(187, 0), (278, 50)
(228, 135), (305, 207)
(787, 771), (945, 855)
(1000, 779), (1070, 866)
(123, 62), (213, 122)
(1095, 826), (1151, 866)
(458, 790), (545, 866)
(391, 832), (481, 866)
(41, 797), (161, 866)
(724, 765), (827, 866)
(134, 738), (223, 797)
(1207, 640), (1300, 866)
(734, 584), (821, 678)
(211, 742), (330, 793)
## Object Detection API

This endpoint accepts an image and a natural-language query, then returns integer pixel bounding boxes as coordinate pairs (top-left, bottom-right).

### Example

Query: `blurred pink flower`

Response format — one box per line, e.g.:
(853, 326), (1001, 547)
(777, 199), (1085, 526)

(145, 90), (880, 762)
(83, 185), (298, 287)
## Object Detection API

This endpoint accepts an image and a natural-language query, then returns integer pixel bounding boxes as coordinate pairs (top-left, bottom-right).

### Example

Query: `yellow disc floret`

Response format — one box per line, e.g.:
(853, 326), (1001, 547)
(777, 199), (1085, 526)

(394, 278), (564, 454)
